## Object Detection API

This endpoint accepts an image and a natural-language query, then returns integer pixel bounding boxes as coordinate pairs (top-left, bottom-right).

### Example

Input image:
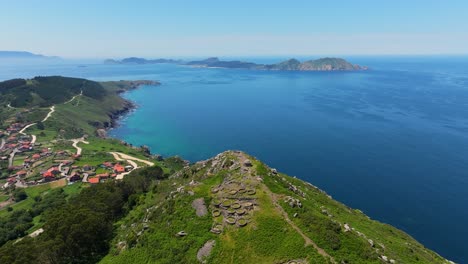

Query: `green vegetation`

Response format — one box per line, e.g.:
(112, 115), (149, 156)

(0, 76), (448, 263)
(0, 165), (165, 264)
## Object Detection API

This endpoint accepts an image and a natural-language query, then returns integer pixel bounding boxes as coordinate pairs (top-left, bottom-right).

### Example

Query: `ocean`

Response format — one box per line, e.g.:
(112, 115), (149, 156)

(1, 56), (467, 262)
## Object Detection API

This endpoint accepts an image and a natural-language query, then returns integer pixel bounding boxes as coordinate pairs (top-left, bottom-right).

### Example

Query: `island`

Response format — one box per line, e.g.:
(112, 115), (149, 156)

(0, 76), (450, 264)
(104, 56), (368, 71)
(104, 57), (182, 65)
(0, 51), (60, 60)
(187, 57), (367, 71)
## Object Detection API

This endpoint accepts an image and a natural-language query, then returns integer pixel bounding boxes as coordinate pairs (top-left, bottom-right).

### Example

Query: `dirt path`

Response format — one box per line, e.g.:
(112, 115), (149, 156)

(29, 228), (44, 238)
(109, 152), (154, 179)
(42, 106), (55, 122)
(65, 91), (82, 104)
(268, 190), (336, 263)
(109, 152), (154, 166)
(115, 160), (138, 179)
(8, 148), (19, 167)
(71, 137), (89, 155)
(0, 138), (5, 150)
(19, 123), (37, 135)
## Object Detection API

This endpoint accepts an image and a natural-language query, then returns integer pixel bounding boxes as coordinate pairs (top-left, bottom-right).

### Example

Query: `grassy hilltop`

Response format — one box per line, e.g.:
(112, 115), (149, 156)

(0, 76), (451, 264)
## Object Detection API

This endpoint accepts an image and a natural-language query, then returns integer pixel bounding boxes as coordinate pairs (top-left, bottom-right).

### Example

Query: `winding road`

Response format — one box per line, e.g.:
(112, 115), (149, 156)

(65, 90), (83, 104)
(42, 106), (55, 122)
(71, 137), (89, 155)
(19, 123), (37, 135)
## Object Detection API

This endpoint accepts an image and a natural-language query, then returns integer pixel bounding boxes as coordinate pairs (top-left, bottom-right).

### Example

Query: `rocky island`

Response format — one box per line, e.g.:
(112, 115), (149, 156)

(187, 57), (368, 71)
(104, 57), (367, 71)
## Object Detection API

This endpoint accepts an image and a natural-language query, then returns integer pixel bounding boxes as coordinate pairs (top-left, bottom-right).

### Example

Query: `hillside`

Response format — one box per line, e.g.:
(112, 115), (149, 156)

(0, 77), (159, 138)
(0, 76), (451, 264)
(100, 151), (448, 264)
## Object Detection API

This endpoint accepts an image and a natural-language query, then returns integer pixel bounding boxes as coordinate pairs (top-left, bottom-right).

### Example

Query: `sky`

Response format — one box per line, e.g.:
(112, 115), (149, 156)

(1, 0), (468, 58)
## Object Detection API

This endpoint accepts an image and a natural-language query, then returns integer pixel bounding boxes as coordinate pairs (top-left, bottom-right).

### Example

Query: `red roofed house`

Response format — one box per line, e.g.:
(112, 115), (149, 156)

(7, 177), (17, 184)
(114, 164), (125, 173)
(88, 177), (99, 184)
(103, 162), (113, 168)
(43, 167), (61, 181)
(16, 170), (27, 177)
(96, 173), (109, 179)
(32, 154), (41, 160)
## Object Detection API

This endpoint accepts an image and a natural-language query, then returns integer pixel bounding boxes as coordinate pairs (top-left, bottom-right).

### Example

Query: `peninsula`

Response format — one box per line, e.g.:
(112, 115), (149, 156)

(0, 76), (450, 264)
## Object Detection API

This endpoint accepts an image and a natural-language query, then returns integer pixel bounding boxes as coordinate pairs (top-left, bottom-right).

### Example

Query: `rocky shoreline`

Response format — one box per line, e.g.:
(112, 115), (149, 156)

(99, 80), (160, 138)
(98, 80), (162, 158)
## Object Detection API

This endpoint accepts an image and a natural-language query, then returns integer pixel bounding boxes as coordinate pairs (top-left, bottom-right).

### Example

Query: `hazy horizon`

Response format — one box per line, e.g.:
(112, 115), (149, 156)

(1, 1), (468, 58)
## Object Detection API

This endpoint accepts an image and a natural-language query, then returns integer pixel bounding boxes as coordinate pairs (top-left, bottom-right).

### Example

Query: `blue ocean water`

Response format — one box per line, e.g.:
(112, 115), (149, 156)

(1, 56), (467, 262)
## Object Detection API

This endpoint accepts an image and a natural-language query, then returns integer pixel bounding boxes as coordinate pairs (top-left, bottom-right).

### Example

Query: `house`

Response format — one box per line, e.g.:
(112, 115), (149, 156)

(102, 162), (113, 168)
(42, 167), (61, 180)
(82, 164), (93, 171)
(113, 164), (125, 173)
(88, 177), (99, 184)
(32, 154), (41, 160)
(69, 172), (81, 182)
(19, 144), (32, 151)
(16, 170), (27, 177)
(7, 177), (17, 184)
(96, 173), (109, 179)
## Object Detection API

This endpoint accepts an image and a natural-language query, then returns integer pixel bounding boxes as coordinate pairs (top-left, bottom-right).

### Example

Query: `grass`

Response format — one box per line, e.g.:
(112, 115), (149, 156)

(0, 181), (65, 217)
(0, 195), (9, 202)
(63, 182), (88, 198)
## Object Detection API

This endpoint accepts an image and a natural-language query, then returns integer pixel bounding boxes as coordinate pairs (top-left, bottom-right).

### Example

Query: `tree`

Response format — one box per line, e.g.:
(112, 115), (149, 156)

(36, 121), (45, 130)
(13, 189), (27, 202)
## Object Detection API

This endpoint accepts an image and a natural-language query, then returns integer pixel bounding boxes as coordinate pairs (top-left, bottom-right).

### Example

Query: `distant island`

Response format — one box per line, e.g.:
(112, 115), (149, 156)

(0, 51), (60, 60)
(104, 57), (368, 71)
(104, 57), (182, 65)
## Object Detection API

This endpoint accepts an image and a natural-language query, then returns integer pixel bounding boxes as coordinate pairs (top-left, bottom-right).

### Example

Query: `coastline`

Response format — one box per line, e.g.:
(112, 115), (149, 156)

(104, 80), (160, 157)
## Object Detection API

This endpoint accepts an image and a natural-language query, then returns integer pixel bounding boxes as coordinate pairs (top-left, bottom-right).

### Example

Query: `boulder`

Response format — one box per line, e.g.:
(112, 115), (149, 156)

(176, 231), (188, 237)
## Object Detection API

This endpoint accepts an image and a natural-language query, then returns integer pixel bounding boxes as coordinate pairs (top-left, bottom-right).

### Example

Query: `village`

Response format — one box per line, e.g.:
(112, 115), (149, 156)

(0, 121), (148, 191)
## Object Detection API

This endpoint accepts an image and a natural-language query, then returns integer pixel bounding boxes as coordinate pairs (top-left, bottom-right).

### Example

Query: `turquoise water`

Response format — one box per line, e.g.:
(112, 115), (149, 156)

(1, 57), (468, 262)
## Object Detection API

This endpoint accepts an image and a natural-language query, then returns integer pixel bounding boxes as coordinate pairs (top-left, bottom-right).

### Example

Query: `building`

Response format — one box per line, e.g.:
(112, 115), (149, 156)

(88, 177), (99, 184)
(114, 164), (125, 173)
(69, 172), (81, 182)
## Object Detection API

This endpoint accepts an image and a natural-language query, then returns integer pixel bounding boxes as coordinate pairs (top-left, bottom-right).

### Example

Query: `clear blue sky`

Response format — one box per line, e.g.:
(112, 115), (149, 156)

(1, 0), (467, 58)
